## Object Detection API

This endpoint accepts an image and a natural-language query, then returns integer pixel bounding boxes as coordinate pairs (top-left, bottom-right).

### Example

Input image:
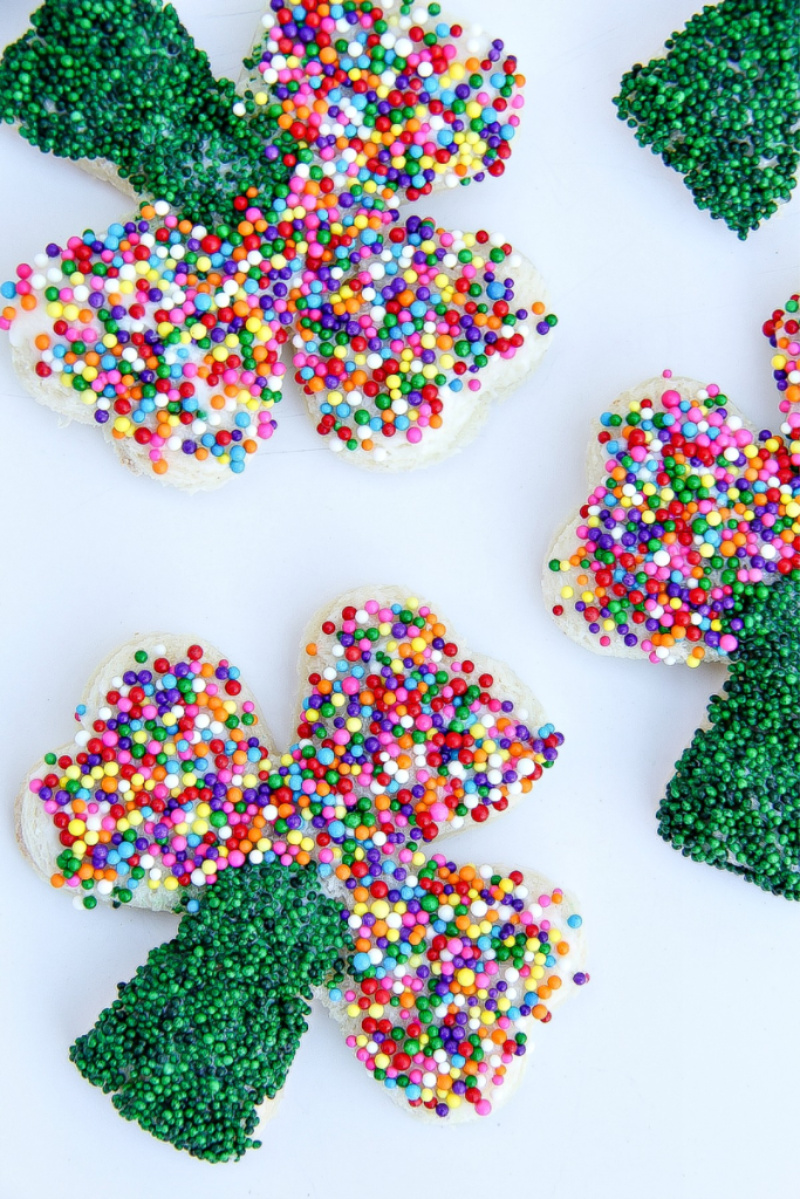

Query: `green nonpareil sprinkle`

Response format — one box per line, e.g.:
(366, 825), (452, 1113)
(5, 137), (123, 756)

(614, 0), (800, 238)
(658, 574), (800, 899)
(0, 0), (294, 224)
(71, 860), (353, 1162)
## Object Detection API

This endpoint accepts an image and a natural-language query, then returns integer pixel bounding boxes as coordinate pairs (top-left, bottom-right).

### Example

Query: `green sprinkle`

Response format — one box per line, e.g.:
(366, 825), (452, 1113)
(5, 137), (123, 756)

(614, 0), (800, 238)
(0, 0), (295, 224)
(658, 574), (800, 898)
(71, 860), (353, 1161)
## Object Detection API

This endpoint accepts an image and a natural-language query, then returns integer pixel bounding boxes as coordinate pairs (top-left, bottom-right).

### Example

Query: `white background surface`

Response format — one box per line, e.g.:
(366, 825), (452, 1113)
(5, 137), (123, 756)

(0, 1), (798, 1196)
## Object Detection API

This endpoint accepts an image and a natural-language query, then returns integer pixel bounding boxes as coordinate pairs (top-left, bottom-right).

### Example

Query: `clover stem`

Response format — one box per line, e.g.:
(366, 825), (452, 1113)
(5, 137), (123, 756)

(70, 860), (351, 1161)
(658, 573), (800, 898)
(0, 0), (295, 223)
(614, 0), (800, 238)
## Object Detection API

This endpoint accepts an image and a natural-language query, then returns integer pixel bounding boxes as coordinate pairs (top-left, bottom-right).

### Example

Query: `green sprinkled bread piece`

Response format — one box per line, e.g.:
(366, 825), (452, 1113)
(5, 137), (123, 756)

(658, 573), (800, 898)
(0, 0), (295, 223)
(71, 859), (352, 1163)
(19, 591), (586, 1146)
(614, 0), (800, 238)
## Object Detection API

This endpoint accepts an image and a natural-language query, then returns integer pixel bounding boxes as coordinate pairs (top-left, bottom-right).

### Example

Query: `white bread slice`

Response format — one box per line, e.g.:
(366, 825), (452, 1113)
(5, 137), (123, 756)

(239, 1), (527, 200)
(65, 155), (140, 201)
(542, 375), (756, 666)
(8, 309), (250, 493)
(0, 128), (141, 202)
(16, 632), (277, 910)
(289, 582), (553, 835)
(316, 861), (587, 1125)
(2, 0), (548, 480)
(309, 255), (552, 473)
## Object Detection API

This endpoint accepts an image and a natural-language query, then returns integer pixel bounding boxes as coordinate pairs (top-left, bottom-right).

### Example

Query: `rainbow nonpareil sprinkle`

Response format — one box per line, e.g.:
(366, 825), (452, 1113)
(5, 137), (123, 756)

(24, 595), (584, 1145)
(1, 200), (539, 474)
(32, 601), (561, 899)
(764, 291), (800, 410)
(548, 371), (800, 665)
(243, 0), (525, 197)
(0, 0), (555, 480)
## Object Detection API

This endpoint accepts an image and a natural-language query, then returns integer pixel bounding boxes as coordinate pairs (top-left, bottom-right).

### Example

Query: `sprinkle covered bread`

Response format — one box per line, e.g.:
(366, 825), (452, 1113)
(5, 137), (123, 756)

(546, 353), (800, 899)
(0, 0), (555, 485)
(615, 0), (800, 237)
(18, 589), (587, 1155)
